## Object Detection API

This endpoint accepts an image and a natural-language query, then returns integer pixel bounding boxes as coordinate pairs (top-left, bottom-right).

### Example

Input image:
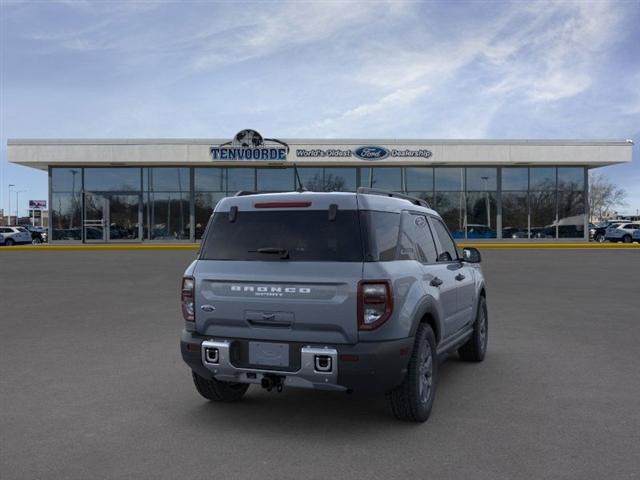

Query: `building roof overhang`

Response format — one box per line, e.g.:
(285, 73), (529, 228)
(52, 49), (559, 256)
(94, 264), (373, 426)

(7, 138), (634, 171)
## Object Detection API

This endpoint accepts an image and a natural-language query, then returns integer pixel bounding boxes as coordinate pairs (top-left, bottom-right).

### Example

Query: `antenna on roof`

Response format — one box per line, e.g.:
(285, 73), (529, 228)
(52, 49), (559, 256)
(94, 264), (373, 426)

(293, 163), (305, 192)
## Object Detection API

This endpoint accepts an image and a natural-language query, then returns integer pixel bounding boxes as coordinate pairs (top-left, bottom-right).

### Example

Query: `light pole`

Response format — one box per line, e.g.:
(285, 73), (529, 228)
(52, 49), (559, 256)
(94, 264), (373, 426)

(8, 184), (15, 225)
(15, 190), (26, 224)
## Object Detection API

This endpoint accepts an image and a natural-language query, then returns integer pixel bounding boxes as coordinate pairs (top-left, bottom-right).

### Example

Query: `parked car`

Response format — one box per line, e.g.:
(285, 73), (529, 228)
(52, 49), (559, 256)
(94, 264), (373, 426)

(180, 188), (488, 422)
(21, 225), (48, 244)
(605, 223), (640, 243)
(502, 227), (528, 239)
(591, 220), (626, 242)
(0, 226), (33, 245)
(632, 229), (640, 243)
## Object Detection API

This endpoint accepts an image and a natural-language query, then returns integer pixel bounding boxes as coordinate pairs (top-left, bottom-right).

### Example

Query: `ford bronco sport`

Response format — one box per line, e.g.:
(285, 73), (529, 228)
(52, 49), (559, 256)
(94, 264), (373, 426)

(180, 188), (487, 422)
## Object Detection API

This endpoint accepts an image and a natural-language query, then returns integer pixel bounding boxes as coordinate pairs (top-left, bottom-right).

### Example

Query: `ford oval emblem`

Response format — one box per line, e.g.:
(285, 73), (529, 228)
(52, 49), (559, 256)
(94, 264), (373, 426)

(354, 146), (389, 160)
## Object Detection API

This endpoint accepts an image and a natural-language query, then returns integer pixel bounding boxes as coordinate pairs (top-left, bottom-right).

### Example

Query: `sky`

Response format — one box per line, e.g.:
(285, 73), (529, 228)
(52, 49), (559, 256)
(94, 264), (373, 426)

(1, 0), (639, 217)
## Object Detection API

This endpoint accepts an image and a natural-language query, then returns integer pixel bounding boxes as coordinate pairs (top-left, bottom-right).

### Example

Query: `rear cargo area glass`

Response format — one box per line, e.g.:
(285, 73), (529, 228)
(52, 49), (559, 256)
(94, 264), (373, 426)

(200, 210), (363, 261)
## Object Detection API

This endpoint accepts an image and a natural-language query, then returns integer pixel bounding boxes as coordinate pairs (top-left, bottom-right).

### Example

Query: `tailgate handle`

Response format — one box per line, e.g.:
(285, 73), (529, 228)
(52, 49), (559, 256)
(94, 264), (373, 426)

(247, 319), (292, 329)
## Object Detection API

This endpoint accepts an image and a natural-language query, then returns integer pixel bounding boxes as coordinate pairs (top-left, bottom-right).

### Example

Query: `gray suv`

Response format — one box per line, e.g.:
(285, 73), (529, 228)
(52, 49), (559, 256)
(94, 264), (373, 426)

(180, 188), (487, 422)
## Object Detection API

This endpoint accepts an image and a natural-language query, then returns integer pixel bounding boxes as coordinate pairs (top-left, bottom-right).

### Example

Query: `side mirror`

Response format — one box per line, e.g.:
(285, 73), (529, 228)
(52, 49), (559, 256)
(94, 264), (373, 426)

(462, 247), (481, 263)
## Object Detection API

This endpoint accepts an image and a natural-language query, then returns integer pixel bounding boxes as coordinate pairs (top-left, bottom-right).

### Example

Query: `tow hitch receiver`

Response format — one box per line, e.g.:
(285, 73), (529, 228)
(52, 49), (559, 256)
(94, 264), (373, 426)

(261, 374), (285, 392)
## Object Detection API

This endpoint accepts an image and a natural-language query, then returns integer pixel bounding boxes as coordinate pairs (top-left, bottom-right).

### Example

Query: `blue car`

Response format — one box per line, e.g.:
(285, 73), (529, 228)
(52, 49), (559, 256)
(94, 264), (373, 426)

(452, 225), (497, 239)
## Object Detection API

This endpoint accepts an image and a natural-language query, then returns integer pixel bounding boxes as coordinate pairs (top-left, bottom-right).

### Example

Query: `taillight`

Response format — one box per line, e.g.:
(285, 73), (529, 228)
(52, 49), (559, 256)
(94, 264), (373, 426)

(181, 276), (195, 322)
(358, 280), (393, 330)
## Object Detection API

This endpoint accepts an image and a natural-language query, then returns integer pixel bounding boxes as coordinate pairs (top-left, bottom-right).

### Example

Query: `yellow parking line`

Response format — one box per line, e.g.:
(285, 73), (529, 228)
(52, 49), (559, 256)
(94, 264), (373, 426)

(1, 244), (200, 251)
(458, 243), (640, 249)
(1, 242), (638, 251)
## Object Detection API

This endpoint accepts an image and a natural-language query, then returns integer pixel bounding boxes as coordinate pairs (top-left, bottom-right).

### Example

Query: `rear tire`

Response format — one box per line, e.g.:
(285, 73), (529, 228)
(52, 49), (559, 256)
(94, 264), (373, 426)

(623, 235), (632, 243)
(5, 239), (14, 246)
(192, 371), (249, 402)
(458, 296), (488, 362)
(385, 324), (437, 422)
(32, 238), (42, 245)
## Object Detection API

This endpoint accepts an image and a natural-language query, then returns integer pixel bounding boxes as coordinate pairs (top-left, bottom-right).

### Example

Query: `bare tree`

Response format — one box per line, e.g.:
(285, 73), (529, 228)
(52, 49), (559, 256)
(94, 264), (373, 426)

(589, 172), (627, 221)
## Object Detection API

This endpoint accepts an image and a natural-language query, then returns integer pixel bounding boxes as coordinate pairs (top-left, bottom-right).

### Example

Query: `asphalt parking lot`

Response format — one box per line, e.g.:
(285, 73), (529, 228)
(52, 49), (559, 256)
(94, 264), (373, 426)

(1, 249), (639, 479)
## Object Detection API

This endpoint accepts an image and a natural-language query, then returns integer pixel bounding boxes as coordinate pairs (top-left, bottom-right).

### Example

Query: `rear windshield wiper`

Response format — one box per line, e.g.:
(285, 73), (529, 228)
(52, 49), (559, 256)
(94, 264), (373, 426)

(249, 247), (290, 259)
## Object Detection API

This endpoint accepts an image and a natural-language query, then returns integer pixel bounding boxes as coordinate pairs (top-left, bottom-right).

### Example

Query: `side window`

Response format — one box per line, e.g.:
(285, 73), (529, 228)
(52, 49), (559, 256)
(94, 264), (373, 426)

(398, 215), (419, 261)
(362, 211), (401, 261)
(398, 212), (429, 262)
(430, 217), (458, 262)
(402, 213), (438, 263)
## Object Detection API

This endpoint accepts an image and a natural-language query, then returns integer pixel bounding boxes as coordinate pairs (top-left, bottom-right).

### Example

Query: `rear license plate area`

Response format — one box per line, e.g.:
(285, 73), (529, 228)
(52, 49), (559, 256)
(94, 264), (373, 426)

(248, 342), (290, 368)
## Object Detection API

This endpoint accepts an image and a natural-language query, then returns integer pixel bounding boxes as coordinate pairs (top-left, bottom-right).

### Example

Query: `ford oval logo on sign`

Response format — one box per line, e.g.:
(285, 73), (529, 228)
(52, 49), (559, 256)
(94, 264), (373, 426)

(354, 146), (389, 160)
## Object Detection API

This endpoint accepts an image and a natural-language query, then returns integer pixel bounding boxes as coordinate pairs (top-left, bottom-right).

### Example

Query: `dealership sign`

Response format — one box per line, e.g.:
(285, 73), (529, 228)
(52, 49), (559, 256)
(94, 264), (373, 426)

(29, 200), (47, 209)
(211, 129), (289, 161)
(296, 146), (432, 160)
(211, 131), (433, 162)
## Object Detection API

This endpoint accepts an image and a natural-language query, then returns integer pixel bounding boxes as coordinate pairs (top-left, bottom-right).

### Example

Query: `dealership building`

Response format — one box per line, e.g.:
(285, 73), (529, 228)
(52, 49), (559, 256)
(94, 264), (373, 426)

(7, 132), (633, 243)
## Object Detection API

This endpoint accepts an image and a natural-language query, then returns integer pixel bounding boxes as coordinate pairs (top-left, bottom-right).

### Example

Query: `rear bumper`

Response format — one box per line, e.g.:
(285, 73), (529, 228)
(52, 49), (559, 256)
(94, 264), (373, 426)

(180, 330), (413, 394)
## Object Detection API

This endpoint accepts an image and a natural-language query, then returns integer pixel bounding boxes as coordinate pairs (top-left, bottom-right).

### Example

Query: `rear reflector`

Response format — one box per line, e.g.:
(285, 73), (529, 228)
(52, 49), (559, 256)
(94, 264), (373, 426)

(254, 202), (312, 209)
(339, 354), (359, 362)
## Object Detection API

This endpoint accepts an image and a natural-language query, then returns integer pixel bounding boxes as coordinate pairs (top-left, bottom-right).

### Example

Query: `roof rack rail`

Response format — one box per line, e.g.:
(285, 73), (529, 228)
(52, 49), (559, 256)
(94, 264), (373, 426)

(233, 190), (258, 197)
(357, 187), (431, 209)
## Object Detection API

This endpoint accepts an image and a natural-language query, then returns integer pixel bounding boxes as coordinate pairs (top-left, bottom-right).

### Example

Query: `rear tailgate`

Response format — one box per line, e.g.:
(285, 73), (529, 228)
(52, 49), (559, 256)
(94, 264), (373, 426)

(194, 192), (364, 345)
(194, 261), (361, 344)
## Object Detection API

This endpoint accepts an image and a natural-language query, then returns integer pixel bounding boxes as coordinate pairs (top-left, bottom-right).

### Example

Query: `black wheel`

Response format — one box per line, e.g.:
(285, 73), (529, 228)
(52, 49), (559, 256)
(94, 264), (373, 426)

(385, 324), (437, 422)
(5, 238), (15, 246)
(192, 371), (249, 402)
(32, 237), (42, 245)
(622, 235), (632, 244)
(595, 233), (605, 243)
(459, 296), (488, 362)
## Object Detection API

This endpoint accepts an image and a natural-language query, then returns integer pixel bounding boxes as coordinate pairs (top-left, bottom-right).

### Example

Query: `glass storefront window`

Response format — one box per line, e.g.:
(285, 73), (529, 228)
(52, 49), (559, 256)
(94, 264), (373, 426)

(434, 192), (465, 238)
(530, 190), (556, 238)
(466, 168), (497, 191)
(51, 192), (82, 240)
(145, 192), (189, 240)
(297, 168), (324, 191)
(51, 168), (82, 193)
(557, 191), (585, 238)
(502, 192), (528, 239)
(145, 168), (189, 192)
(227, 168), (255, 193)
(407, 191), (433, 205)
(195, 192), (226, 239)
(405, 167), (433, 191)
(558, 167), (584, 191)
(502, 168), (528, 191)
(324, 168), (357, 191)
(466, 192), (497, 238)
(257, 168), (294, 192)
(195, 168), (225, 191)
(435, 168), (464, 191)
(529, 168), (556, 191)
(85, 168), (141, 192)
(365, 168), (402, 191)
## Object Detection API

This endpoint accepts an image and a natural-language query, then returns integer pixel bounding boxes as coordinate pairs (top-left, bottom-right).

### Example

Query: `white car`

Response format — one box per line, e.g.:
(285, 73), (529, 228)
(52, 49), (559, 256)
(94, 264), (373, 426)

(605, 223), (640, 243)
(0, 226), (32, 246)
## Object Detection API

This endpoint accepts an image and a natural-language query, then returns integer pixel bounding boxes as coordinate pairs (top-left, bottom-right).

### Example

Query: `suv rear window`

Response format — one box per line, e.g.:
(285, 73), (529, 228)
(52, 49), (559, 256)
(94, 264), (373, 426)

(200, 210), (363, 262)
